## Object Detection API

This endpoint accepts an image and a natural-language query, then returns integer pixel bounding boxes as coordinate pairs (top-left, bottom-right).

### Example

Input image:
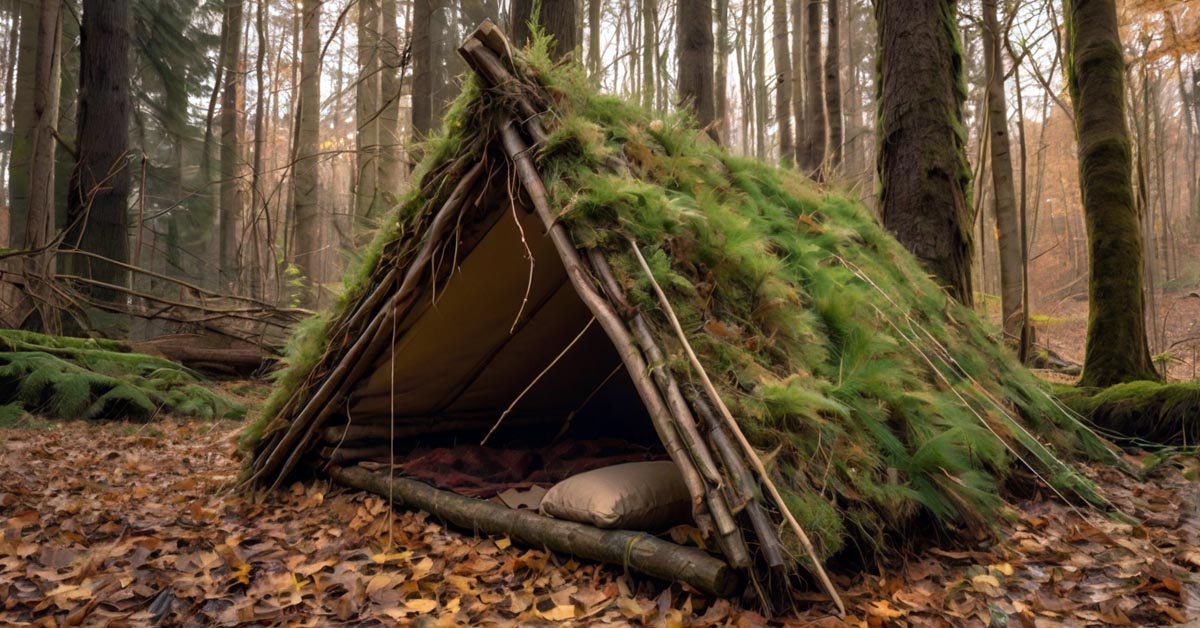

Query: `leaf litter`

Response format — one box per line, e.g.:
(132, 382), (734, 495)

(2, 416), (1200, 626)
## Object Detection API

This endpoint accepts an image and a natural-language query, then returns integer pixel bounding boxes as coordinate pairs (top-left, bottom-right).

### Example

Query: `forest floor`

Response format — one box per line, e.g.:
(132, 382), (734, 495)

(3, 410), (1200, 626)
(1021, 288), (1200, 382)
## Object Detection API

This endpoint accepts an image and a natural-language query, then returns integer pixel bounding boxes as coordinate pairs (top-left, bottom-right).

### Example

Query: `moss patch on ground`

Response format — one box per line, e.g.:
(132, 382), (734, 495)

(1055, 381), (1200, 445)
(0, 330), (245, 421)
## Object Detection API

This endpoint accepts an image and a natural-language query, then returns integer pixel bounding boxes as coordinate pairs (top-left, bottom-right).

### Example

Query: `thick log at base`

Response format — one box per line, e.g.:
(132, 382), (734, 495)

(330, 464), (739, 597)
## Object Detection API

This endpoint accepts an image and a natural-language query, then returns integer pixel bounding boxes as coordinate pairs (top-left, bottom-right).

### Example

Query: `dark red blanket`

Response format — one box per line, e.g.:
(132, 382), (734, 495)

(394, 439), (664, 497)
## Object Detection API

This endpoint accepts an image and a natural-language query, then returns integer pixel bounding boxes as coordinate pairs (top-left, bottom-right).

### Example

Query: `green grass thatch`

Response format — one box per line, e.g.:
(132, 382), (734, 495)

(243, 37), (1116, 561)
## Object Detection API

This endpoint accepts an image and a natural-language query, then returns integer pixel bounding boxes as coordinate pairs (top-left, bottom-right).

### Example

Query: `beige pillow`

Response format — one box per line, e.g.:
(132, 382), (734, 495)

(539, 461), (692, 530)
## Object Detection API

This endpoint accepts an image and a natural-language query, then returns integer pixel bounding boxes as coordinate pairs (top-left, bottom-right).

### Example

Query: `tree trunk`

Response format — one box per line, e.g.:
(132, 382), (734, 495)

(641, 0), (654, 110)
(511, 0), (577, 59)
(378, 0), (404, 197)
(292, 0), (323, 306)
(790, 0), (804, 165)
(1064, 0), (1158, 386)
(982, 0), (1022, 339)
(411, 0), (433, 138)
(588, 0), (601, 81)
(824, 0), (842, 170)
(714, 0), (729, 144)
(250, 0), (270, 300)
(355, 0), (381, 227)
(677, 0), (715, 136)
(771, 0), (792, 165)
(752, 0), (766, 156)
(875, 0), (973, 305)
(8, 0), (61, 252)
(800, 0), (825, 175)
(67, 0), (130, 304)
(218, 0), (245, 290)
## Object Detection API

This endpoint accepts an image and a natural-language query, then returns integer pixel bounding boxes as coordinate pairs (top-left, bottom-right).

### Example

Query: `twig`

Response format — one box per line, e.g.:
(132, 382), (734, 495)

(627, 237), (845, 616)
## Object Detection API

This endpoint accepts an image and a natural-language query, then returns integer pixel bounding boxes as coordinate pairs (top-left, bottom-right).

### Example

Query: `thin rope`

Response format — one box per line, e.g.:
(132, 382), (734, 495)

(481, 316), (597, 445)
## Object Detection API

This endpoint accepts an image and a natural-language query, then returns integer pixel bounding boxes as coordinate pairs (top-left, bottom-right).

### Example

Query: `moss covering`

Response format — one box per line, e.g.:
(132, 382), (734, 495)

(1055, 381), (1200, 445)
(0, 330), (245, 421)
(245, 36), (1115, 561)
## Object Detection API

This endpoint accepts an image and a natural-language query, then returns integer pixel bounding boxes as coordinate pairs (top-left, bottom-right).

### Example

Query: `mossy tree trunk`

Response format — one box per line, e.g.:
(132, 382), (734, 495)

(714, 0), (729, 144)
(875, 0), (974, 305)
(642, 0), (655, 110)
(771, 0), (792, 165)
(1064, 0), (1159, 386)
(677, 0), (715, 136)
(982, 0), (1023, 339)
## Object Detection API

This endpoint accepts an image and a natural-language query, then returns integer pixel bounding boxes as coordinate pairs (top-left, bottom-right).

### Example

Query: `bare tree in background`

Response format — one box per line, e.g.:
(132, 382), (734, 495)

(677, 0), (715, 135)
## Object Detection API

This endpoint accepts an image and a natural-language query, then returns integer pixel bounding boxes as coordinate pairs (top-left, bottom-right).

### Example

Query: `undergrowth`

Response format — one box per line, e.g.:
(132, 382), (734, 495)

(0, 330), (245, 421)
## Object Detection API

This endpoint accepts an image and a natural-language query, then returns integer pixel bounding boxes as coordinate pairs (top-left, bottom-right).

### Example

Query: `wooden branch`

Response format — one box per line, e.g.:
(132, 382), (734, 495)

(627, 238), (845, 615)
(458, 22), (550, 145)
(331, 464), (738, 597)
(498, 121), (733, 563)
(250, 162), (488, 489)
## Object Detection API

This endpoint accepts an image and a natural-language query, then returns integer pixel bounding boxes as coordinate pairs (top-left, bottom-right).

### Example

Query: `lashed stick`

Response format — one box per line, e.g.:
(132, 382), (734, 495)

(627, 238), (846, 616)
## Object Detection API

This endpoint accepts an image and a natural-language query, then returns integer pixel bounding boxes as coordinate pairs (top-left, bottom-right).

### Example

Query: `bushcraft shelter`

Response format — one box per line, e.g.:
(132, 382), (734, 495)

(244, 22), (1115, 611)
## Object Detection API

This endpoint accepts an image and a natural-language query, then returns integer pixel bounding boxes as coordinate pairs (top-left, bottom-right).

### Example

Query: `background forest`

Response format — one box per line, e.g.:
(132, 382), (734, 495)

(0, 0), (1197, 379)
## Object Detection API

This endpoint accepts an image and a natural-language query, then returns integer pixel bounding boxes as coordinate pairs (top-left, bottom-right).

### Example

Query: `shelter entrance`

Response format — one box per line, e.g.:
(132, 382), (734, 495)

(319, 197), (662, 485)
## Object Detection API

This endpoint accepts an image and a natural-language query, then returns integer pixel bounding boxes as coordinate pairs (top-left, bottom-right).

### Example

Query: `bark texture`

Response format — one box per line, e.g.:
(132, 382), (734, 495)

(411, 0), (433, 137)
(8, 0), (61, 251)
(218, 0), (245, 288)
(67, 0), (131, 303)
(378, 0), (403, 198)
(982, 0), (1022, 338)
(677, 0), (716, 135)
(771, 0), (792, 165)
(355, 0), (382, 224)
(824, 0), (842, 169)
(1064, 0), (1158, 385)
(293, 0), (323, 304)
(801, 0), (825, 175)
(875, 0), (974, 305)
(510, 0), (577, 59)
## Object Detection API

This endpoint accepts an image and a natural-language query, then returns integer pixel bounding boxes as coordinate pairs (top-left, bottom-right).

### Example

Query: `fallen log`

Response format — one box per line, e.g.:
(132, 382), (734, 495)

(330, 464), (739, 597)
(130, 334), (274, 376)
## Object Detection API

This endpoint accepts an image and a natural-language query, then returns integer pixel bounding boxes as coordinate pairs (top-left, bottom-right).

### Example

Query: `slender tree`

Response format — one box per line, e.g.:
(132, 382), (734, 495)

(1064, 0), (1158, 385)
(412, 0), (433, 138)
(292, 0), (323, 304)
(982, 0), (1022, 339)
(642, 0), (655, 110)
(824, 0), (842, 170)
(355, 0), (381, 225)
(378, 0), (403, 196)
(588, 0), (601, 81)
(771, 0), (792, 165)
(801, 0), (824, 174)
(790, 0), (804, 164)
(67, 0), (131, 304)
(875, 0), (973, 304)
(218, 0), (245, 288)
(677, 0), (716, 135)
(714, 0), (730, 143)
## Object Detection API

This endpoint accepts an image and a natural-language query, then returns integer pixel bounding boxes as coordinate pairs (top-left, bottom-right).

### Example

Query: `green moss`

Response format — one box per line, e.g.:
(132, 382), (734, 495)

(249, 35), (1115, 563)
(1057, 381), (1200, 445)
(0, 330), (244, 421)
